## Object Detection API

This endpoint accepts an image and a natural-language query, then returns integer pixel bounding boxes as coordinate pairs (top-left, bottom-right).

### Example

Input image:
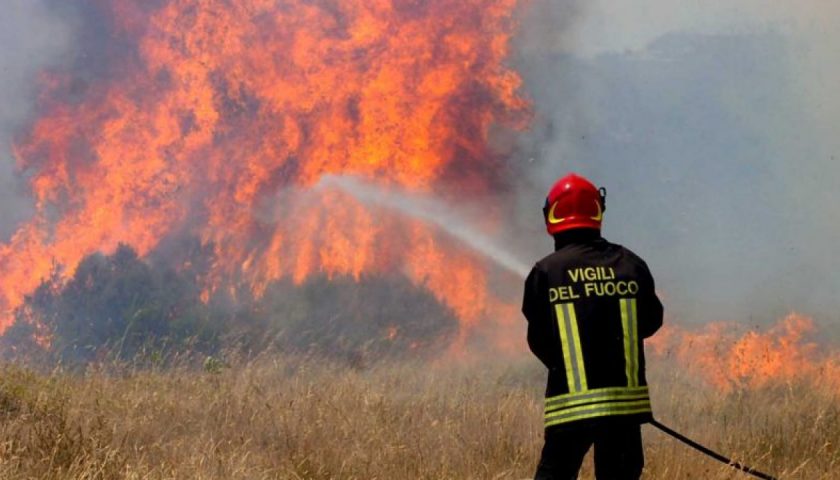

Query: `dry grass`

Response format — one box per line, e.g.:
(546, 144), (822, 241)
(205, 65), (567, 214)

(0, 352), (837, 479)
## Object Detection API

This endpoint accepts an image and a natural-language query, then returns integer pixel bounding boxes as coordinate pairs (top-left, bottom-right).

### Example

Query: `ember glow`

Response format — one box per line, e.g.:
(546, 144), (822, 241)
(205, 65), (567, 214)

(0, 0), (527, 342)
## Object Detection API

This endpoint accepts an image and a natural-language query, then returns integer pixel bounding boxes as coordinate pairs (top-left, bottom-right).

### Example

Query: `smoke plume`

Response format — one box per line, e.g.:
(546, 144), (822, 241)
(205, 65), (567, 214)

(0, 1), (74, 240)
(510, 0), (840, 326)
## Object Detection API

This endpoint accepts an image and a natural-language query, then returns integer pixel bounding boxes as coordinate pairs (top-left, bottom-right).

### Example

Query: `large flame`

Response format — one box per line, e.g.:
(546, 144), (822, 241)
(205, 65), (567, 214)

(1, 0), (527, 341)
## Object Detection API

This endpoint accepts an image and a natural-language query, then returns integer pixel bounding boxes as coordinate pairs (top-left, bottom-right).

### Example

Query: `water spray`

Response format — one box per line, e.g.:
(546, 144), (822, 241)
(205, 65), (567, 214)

(315, 175), (531, 277)
(316, 175), (780, 479)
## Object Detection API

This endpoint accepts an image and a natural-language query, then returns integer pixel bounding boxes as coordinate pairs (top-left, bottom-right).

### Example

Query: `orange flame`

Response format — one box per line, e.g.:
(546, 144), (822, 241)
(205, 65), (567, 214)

(647, 313), (840, 395)
(0, 0), (528, 340)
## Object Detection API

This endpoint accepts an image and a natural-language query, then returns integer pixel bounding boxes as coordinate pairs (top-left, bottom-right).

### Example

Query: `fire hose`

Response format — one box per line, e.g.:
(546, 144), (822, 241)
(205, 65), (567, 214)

(649, 419), (779, 480)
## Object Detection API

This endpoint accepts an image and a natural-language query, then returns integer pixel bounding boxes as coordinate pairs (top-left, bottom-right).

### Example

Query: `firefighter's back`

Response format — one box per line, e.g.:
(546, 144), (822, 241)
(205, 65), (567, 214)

(535, 237), (658, 422)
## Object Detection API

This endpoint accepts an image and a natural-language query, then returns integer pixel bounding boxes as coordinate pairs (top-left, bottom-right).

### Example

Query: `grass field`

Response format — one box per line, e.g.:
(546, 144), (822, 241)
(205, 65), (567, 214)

(0, 351), (837, 479)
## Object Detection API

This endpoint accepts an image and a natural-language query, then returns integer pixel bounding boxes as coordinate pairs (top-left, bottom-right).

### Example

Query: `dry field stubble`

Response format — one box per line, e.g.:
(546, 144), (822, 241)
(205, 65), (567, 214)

(0, 352), (837, 479)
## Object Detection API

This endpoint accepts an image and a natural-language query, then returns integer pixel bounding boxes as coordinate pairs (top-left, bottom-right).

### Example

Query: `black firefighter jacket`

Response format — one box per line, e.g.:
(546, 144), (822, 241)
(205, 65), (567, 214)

(523, 230), (663, 430)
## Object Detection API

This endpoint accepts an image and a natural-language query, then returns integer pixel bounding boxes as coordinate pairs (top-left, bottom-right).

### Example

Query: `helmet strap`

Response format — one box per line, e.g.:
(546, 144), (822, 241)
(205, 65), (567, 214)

(599, 187), (607, 213)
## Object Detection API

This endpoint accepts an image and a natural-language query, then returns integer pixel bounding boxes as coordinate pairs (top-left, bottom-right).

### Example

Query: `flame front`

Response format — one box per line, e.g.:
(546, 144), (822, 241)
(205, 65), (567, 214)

(647, 313), (840, 395)
(1, 0), (527, 337)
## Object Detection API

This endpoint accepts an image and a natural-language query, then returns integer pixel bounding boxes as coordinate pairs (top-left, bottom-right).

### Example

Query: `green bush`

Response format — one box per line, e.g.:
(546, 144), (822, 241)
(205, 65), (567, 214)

(1, 243), (458, 367)
(3, 244), (224, 364)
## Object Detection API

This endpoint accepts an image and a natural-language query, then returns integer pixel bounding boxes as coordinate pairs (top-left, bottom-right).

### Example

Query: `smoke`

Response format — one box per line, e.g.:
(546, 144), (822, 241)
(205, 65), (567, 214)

(0, 1), (75, 241)
(509, 0), (840, 325)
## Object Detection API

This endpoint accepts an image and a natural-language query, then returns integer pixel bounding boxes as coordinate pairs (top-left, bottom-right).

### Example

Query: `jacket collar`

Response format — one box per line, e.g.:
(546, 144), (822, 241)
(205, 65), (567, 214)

(553, 229), (602, 251)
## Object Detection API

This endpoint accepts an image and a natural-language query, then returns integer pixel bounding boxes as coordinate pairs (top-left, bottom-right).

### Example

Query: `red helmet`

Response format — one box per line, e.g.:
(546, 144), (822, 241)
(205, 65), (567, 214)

(543, 173), (606, 235)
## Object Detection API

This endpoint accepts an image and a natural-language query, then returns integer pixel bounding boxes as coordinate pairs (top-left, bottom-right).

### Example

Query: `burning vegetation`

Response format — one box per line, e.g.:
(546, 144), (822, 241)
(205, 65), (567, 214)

(0, 0), (838, 407)
(0, 0), (527, 352)
(648, 314), (840, 396)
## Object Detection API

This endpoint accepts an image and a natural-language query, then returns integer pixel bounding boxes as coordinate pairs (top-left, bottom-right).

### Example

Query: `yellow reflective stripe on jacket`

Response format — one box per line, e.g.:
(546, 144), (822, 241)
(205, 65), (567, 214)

(545, 398), (651, 423)
(620, 298), (639, 387)
(555, 303), (588, 393)
(566, 305), (588, 391)
(544, 386), (649, 412)
(543, 385), (652, 428)
(545, 401), (652, 428)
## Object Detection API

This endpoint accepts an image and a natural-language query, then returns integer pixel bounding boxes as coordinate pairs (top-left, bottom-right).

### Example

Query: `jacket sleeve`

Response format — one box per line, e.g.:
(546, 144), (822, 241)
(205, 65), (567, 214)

(637, 262), (663, 339)
(522, 265), (555, 367)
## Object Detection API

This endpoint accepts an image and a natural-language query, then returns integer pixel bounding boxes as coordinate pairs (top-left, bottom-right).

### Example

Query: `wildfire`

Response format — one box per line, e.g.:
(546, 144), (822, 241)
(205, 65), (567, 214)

(647, 313), (840, 395)
(0, 0), (527, 342)
(2, 0), (838, 396)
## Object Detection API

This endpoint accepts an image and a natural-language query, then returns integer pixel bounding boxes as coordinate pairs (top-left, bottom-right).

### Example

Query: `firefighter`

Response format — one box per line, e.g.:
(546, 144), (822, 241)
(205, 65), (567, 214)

(523, 173), (663, 480)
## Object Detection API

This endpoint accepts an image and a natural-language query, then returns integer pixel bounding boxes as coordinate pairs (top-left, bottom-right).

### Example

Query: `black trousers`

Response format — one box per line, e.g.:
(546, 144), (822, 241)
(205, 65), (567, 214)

(534, 421), (644, 480)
